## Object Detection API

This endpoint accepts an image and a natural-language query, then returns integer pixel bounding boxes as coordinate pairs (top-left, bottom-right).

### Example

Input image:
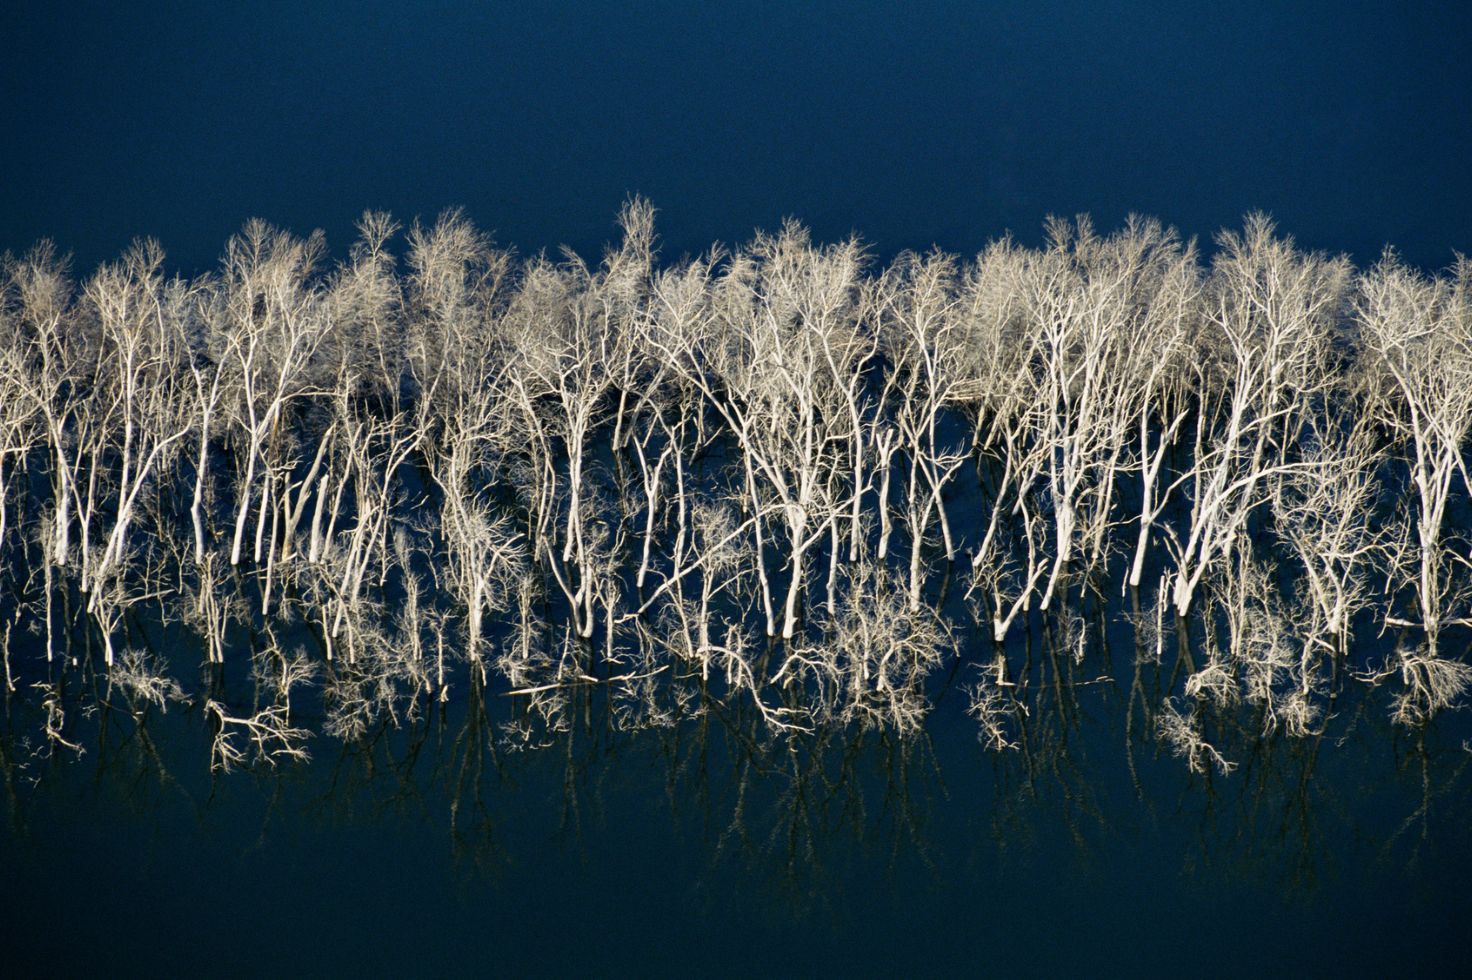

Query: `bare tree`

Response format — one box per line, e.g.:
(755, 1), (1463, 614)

(873, 250), (974, 611)
(214, 220), (333, 568)
(653, 222), (867, 640)
(1165, 216), (1349, 618)
(4, 204), (1469, 769)
(1357, 253), (1472, 720)
(1269, 410), (1385, 660)
(961, 236), (1051, 643)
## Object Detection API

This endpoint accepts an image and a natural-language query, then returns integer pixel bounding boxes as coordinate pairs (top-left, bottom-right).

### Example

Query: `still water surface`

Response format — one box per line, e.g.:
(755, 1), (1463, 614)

(3, 623), (1467, 977)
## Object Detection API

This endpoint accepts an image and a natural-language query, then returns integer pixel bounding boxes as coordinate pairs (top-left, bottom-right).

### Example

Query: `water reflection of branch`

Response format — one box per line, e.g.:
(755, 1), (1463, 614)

(1379, 726), (1472, 870)
(446, 677), (506, 874)
(89, 692), (196, 824)
(6, 577), (1471, 902)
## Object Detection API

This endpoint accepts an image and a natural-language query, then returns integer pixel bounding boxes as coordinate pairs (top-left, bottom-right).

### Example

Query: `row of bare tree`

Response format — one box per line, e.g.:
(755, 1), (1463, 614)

(2, 202), (1470, 763)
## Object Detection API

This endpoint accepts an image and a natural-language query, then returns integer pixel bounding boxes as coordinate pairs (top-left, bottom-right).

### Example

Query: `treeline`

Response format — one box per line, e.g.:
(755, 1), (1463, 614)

(1, 200), (1470, 770)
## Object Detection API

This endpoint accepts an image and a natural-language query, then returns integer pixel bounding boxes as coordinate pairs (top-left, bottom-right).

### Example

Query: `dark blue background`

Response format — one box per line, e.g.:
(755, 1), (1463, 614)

(4, 7), (1472, 972)
(4, 1), (1469, 272)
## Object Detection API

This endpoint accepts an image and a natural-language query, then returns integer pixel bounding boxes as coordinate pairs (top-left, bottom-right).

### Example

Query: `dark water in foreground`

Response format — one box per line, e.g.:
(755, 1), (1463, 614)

(5, 1), (1472, 973)
(3, 630), (1469, 978)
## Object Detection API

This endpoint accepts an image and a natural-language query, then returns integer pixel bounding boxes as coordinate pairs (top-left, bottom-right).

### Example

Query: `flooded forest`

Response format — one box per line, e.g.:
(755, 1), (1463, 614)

(1, 202), (1469, 838)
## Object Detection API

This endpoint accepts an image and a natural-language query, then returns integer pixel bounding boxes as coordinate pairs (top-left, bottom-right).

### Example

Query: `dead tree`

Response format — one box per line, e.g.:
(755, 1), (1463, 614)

(1166, 215), (1349, 618)
(960, 237), (1052, 643)
(873, 250), (975, 611)
(1357, 253), (1472, 720)
(1121, 227), (1200, 590)
(654, 223), (866, 640)
(215, 220), (332, 568)
(76, 243), (195, 663)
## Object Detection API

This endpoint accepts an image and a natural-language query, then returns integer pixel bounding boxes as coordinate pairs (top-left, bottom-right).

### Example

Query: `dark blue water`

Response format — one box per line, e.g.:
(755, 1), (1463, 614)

(3, 2), (1470, 272)
(5, 2), (1472, 975)
(3, 629), (1469, 976)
